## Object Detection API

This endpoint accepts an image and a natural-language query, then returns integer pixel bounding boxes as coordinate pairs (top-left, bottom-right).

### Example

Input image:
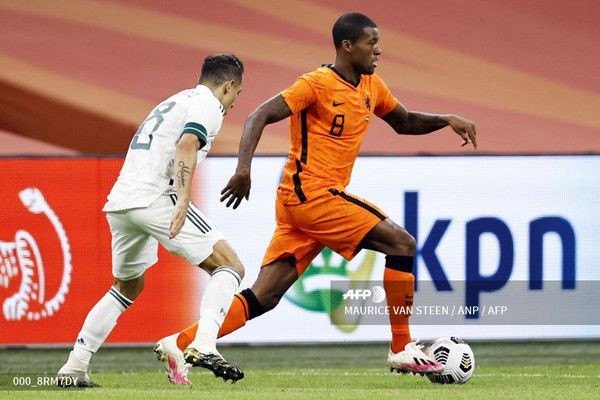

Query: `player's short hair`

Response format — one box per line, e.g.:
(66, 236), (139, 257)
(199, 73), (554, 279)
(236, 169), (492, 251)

(199, 54), (244, 86)
(332, 12), (377, 49)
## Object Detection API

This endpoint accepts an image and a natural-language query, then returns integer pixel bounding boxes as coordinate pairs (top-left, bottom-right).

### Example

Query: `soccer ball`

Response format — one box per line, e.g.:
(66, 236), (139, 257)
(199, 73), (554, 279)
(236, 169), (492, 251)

(426, 337), (475, 384)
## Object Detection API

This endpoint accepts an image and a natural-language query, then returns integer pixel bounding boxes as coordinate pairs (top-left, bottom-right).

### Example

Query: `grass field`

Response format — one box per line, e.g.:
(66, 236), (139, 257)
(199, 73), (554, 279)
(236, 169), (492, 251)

(1, 341), (599, 399)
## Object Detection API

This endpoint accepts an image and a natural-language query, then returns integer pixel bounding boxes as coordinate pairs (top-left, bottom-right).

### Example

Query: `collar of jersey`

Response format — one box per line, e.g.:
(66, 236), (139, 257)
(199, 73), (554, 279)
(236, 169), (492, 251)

(323, 64), (361, 88)
(196, 84), (226, 116)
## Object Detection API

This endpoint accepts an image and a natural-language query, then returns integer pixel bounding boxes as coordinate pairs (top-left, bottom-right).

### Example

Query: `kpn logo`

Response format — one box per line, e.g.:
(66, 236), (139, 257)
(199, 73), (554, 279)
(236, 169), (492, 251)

(284, 248), (381, 332)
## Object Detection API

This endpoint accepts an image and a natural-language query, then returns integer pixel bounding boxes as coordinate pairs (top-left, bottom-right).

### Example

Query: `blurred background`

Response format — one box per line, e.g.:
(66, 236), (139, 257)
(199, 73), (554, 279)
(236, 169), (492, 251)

(0, 0), (598, 347)
(1, 0), (599, 156)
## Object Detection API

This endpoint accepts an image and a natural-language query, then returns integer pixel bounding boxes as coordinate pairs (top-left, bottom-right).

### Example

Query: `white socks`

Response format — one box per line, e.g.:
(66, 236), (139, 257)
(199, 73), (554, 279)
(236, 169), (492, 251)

(72, 286), (133, 365)
(69, 265), (240, 365)
(190, 266), (241, 354)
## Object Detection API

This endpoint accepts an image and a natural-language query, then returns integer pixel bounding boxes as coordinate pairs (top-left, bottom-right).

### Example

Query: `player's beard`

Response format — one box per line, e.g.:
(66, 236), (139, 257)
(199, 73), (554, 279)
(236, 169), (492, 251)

(353, 60), (376, 76)
(359, 65), (376, 75)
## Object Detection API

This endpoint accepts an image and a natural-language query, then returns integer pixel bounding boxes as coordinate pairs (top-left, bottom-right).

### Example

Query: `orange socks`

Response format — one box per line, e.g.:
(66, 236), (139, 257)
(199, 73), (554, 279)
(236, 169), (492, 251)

(176, 288), (264, 351)
(383, 255), (415, 354)
(177, 321), (198, 352)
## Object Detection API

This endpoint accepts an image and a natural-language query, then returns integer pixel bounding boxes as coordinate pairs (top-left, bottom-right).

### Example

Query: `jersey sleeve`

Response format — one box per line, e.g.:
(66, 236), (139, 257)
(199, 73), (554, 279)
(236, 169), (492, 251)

(182, 100), (222, 149)
(373, 74), (399, 117)
(280, 73), (318, 114)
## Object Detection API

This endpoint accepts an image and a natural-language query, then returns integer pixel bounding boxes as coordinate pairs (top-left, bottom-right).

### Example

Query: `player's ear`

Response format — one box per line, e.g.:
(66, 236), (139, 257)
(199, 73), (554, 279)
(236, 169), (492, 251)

(341, 39), (353, 54)
(223, 80), (235, 94)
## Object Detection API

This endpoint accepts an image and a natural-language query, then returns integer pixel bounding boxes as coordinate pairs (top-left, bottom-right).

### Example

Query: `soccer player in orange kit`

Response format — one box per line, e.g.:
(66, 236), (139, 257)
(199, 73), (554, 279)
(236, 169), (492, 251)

(155, 12), (477, 383)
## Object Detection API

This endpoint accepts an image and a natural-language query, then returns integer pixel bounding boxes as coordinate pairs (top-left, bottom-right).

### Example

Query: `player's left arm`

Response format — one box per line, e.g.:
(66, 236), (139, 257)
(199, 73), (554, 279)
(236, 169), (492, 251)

(170, 134), (202, 239)
(381, 103), (477, 149)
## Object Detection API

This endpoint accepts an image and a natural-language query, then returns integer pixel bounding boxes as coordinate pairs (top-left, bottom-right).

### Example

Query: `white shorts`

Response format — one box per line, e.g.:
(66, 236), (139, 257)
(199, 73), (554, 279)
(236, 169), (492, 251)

(106, 194), (225, 280)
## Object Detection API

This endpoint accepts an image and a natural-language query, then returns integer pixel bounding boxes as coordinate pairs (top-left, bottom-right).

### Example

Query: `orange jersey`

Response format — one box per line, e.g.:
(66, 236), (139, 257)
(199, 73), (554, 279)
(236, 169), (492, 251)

(278, 65), (398, 205)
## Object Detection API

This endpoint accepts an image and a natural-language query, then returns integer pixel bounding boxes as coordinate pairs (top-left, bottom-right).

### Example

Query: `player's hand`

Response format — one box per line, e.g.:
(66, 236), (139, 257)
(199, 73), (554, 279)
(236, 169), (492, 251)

(448, 115), (477, 149)
(169, 197), (189, 239)
(220, 171), (251, 209)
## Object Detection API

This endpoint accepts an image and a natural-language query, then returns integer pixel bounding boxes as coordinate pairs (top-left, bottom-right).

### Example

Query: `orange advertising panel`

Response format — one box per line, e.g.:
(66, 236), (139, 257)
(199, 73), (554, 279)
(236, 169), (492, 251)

(0, 158), (203, 345)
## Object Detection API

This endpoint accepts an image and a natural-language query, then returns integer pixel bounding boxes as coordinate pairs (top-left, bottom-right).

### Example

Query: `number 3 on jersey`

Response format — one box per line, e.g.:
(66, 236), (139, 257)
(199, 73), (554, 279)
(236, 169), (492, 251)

(130, 101), (176, 150)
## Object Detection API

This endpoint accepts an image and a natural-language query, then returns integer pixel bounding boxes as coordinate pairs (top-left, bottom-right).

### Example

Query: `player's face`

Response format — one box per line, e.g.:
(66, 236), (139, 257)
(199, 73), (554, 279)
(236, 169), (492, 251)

(351, 27), (381, 75)
(222, 81), (243, 116)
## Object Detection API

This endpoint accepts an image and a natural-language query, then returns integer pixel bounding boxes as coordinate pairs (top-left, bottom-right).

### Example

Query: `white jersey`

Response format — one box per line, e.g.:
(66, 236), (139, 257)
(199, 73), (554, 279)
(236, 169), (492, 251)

(103, 84), (224, 212)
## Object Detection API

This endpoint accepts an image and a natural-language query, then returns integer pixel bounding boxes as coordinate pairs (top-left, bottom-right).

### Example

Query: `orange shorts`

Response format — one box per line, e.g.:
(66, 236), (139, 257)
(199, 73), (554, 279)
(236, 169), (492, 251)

(261, 187), (387, 275)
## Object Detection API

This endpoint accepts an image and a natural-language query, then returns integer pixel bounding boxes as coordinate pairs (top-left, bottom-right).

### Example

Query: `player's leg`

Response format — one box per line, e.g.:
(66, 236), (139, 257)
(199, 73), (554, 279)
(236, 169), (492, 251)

(146, 196), (249, 381)
(189, 239), (245, 354)
(67, 274), (144, 366)
(174, 220), (322, 351)
(181, 239), (246, 381)
(159, 256), (299, 384)
(296, 189), (441, 374)
(359, 218), (415, 352)
(360, 218), (442, 374)
(176, 255), (299, 348)
(157, 199), (320, 384)
(58, 210), (158, 387)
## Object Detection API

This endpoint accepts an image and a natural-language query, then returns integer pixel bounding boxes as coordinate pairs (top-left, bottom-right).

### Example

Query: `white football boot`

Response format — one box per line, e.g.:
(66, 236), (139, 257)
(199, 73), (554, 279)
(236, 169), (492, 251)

(154, 334), (192, 385)
(57, 351), (100, 387)
(387, 341), (444, 376)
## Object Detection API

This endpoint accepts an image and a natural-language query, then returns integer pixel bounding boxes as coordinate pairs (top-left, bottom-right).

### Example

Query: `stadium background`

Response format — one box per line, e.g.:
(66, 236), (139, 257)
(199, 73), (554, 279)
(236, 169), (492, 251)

(1, 0), (599, 347)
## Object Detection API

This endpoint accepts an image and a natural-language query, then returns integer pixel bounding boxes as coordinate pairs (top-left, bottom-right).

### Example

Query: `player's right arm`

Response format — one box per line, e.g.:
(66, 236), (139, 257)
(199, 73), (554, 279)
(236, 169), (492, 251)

(221, 74), (318, 209)
(236, 94), (292, 177)
(170, 134), (202, 238)
(219, 95), (292, 209)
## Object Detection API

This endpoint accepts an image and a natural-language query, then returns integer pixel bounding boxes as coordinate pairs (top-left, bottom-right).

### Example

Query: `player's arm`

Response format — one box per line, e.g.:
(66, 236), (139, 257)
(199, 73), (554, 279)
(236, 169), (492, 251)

(220, 94), (292, 209)
(170, 134), (203, 238)
(381, 103), (477, 148)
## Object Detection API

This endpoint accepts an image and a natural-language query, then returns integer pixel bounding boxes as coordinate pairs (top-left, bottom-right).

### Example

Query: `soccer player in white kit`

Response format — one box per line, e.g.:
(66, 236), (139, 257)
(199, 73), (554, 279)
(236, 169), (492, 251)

(57, 54), (246, 386)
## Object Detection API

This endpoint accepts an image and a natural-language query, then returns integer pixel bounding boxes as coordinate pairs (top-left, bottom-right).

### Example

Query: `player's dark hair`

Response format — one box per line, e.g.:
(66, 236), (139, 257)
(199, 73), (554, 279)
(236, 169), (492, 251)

(332, 12), (377, 49)
(199, 54), (244, 86)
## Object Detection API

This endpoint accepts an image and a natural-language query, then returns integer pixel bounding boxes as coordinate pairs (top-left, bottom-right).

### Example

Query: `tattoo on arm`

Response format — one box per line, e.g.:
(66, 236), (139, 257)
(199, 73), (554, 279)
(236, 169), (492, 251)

(176, 161), (191, 188)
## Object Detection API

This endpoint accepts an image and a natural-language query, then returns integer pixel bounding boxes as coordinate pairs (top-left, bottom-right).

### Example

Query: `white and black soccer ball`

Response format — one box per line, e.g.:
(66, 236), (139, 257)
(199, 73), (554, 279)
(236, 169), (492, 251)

(426, 337), (475, 384)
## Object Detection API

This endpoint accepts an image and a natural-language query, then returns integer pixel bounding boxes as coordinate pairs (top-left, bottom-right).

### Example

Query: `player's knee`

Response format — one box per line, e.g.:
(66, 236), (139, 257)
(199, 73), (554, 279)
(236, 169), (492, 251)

(216, 261), (244, 281)
(112, 276), (145, 301)
(260, 294), (281, 312)
(231, 263), (245, 280)
(254, 289), (283, 313)
(393, 231), (416, 255)
(207, 240), (245, 279)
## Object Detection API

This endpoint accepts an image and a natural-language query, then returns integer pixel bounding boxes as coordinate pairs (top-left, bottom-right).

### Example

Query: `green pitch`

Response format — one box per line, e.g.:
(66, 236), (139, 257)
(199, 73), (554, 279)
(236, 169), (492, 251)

(1, 341), (599, 399)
